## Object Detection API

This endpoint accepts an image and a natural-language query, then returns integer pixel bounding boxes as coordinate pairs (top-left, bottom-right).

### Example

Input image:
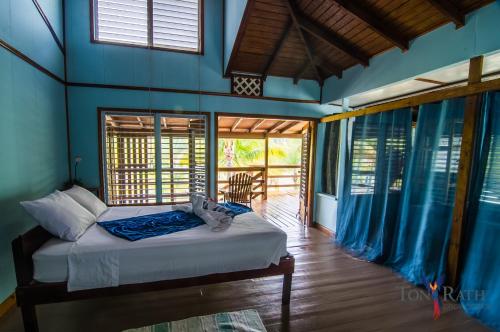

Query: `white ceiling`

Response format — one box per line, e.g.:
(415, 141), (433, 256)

(336, 51), (500, 108)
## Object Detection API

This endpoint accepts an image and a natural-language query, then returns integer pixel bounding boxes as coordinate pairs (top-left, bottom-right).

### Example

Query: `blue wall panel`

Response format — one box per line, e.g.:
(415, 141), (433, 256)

(0, 0), (64, 79)
(37, 0), (64, 43)
(223, 0), (247, 72)
(0, 0), (67, 303)
(0, 51), (67, 303)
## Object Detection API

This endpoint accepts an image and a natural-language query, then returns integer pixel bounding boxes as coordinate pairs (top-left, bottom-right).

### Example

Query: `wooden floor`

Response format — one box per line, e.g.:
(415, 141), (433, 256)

(0, 194), (491, 332)
(252, 191), (303, 230)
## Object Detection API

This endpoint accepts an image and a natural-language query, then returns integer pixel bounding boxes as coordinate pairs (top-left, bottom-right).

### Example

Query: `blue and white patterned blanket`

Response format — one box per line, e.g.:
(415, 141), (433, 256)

(98, 202), (252, 241)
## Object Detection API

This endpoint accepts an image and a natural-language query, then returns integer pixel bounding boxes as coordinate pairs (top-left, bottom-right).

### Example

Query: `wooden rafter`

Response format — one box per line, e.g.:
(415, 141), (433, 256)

(250, 119), (265, 132)
(426, 0), (465, 28)
(280, 121), (300, 133)
(294, 61), (311, 84)
(224, 0), (257, 77)
(317, 58), (343, 79)
(262, 20), (293, 81)
(136, 117), (144, 128)
(295, 55), (343, 83)
(285, 0), (323, 84)
(293, 9), (370, 67)
(333, 0), (409, 51)
(268, 120), (286, 133)
(415, 77), (445, 85)
(231, 118), (243, 132)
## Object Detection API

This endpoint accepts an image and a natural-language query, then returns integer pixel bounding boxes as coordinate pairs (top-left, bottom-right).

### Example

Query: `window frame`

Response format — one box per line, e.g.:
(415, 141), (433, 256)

(97, 108), (211, 206)
(90, 0), (204, 55)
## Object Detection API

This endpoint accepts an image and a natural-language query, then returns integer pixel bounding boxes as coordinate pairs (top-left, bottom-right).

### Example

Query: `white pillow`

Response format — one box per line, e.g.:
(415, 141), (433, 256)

(20, 191), (96, 241)
(64, 185), (108, 218)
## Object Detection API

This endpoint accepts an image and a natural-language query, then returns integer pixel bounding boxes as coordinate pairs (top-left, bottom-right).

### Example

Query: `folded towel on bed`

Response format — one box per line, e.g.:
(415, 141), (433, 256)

(192, 194), (232, 232)
(97, 211), (205, 241)
(173, 195), (253, 232)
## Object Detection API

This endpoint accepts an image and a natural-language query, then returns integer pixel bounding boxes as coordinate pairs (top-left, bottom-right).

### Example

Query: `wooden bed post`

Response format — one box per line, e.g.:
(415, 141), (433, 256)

(282, 273), (292, 305)
(20, 305), (38, 332)
(12, 228), (52, 332)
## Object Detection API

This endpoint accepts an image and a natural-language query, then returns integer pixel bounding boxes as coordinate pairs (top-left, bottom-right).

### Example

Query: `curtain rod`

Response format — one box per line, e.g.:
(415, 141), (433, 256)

(321, 76), (500, 123)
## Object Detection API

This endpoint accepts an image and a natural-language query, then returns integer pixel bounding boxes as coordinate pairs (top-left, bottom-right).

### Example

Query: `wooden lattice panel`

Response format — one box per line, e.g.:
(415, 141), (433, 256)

(231, 75), (263, 97)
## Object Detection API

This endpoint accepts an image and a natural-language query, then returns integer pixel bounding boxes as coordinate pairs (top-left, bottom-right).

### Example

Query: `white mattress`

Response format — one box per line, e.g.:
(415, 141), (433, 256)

(33, 205), (288, 287)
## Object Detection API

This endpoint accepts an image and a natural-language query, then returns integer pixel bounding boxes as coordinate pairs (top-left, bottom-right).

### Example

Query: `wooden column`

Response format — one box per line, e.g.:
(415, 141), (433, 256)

(306, 121), (317, 226)
(446, 56), (483, 286)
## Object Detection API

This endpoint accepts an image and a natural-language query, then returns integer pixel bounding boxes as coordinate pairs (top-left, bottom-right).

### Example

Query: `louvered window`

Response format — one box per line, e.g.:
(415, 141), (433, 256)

(430, 118), (463, 205)
(102, 111), (208, 205)
(92, 0), (202, 53)
(480, 131), (500, 204)
(351, 124), (378, 195)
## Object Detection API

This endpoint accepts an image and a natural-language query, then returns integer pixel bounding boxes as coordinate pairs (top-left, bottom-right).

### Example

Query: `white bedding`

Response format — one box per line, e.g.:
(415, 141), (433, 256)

(32, 205), (288, 291)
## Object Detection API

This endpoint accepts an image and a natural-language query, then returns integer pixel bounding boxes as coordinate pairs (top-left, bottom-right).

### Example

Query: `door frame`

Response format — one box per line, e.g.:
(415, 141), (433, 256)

(214, 112), (318, 227)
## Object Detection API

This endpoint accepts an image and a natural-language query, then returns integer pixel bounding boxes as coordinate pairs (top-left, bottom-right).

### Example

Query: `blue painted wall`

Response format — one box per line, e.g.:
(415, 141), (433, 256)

(0, 0), (68, 303)
(322, 2), (500, 103)
(224, 0), (247, 73)
(65, 0), (322, 100)
(67, 87), (337, 198)
(65, 0), (339, 202)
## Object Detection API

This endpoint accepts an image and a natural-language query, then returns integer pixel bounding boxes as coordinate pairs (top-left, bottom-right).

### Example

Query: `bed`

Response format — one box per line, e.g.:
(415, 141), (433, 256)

(12, 205), (295, 332)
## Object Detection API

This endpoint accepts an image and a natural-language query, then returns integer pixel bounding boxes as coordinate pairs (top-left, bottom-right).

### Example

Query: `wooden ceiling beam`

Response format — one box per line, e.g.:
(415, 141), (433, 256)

(267, 120), (286, 133)
(285, 0), (324, 84)
(426, 0), (465, 28)
(294, 61), (312, 84)
(295, 55), (343, 83)
(262, 20), (293, 81)
(316, 57), (343, 79)
(332, 0), (409, 51)
(293, 9), (370, 67)
(231, 118), (243, 132)
(415, 77), (445, 85)
(224, 0), (257, 77)
(279, 121), (300, 133)
(136, 117), (144, 128)
(250, 119), (265, 132)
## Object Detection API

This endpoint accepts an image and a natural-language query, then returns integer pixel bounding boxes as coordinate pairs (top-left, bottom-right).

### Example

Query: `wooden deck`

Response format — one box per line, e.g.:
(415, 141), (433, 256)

(0, 194), (491, 332)
(253, 192), (303, 230)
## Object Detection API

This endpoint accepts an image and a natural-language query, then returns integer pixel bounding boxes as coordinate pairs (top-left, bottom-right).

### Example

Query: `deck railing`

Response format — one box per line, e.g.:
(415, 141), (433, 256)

(217, 165), (300, 200)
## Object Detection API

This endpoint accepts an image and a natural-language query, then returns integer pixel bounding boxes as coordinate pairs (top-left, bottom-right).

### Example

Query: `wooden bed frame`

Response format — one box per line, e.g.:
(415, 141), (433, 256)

(12, 226), (295, 332)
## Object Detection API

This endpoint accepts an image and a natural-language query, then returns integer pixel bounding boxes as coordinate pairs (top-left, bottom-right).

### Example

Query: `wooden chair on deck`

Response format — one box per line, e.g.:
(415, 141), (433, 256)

(220, 173), (253, 207)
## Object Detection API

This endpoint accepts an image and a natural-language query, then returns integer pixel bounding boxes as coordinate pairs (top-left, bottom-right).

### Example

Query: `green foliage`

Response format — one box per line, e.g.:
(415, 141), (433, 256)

(218, 138), (302, 167)
(269, 138), (302, 165)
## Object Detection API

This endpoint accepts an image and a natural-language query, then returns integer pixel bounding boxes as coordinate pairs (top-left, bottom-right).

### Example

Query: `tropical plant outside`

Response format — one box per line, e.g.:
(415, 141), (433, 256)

(218, 138), (302, 193)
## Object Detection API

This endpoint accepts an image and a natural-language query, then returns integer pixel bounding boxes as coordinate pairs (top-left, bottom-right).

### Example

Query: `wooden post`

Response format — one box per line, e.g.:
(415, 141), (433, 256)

(264, 134), (269, 200)
(306, 121), (317, 226)
(21, 305), (39, 332)
(446, 56), (483, 287)
(282, 273), (293, 305)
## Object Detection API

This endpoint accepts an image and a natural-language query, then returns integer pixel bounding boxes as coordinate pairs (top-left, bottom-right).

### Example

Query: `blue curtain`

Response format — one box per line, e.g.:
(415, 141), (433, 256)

(460, 91), (500, 330)
(336, 98), (466, 285)
(336, 108), (412, 262)
(387, 98), (466, 284)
